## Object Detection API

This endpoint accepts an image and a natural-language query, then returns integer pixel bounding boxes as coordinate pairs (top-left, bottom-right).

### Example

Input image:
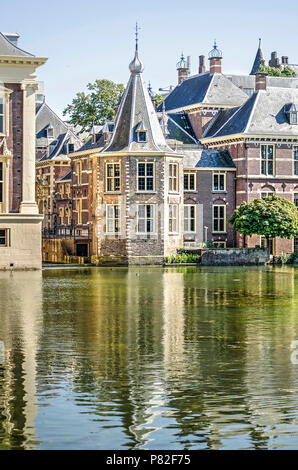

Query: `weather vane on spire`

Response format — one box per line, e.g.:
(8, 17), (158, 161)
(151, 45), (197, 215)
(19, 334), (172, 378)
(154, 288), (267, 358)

(135, 22), (140, 52)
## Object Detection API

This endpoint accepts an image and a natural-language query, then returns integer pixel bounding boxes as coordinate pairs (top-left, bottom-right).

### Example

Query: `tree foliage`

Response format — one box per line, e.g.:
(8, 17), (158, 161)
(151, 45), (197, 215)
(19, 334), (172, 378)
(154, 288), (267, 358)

(228, 195), (298, 240)
(258, 64), (296, 77)
(63, 79), (125, 133)
(153, 93), (164, 107)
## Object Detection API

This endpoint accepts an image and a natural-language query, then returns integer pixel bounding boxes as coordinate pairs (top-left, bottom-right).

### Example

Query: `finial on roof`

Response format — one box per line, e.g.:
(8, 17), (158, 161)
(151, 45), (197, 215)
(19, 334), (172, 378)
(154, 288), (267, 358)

(259, 38), (262, 48)
(208, 40), (222, 59)
(129, 22), (144, 73)
(176, 52), (187, 69)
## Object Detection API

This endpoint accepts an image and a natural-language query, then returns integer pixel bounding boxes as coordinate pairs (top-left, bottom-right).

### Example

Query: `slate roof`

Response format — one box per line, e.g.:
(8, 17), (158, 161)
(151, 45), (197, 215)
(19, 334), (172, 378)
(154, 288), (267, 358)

(166, 113), (198, 144)
(58, 171), (72, 182)
(182, 148), (236, 169)
(227, 74), (298, 90)
(36, 102), (82, 150)
(157, 72), (248, 112)
(0, 31), (34, 57)
(250, 41), (266, 75)
(204, 86), (298, 139)
(103, 49), (175, 154)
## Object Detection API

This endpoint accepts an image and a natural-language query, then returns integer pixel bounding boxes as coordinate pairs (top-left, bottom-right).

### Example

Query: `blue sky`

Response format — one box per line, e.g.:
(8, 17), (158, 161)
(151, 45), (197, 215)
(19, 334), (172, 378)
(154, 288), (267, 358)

(2, 0), (298, 118)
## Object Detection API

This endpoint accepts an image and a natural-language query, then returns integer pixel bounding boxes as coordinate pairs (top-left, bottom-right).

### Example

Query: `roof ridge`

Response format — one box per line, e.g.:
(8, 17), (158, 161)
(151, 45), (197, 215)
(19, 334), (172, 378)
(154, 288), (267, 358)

(167, 115), (198, 144)
(243, 91), (260, 133)
(202, 73), (216, 103)
(210, 105), (241, 138)
(0, 31), (34, 57)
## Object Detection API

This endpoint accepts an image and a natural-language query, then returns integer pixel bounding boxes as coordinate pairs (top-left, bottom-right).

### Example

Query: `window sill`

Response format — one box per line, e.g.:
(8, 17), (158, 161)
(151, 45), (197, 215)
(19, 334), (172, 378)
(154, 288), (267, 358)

(135, 191), (157, 194)
(212, 190), (227, 193)
(104, 191), (122, 195)
(184, 190), (197, 193)
(212, 232), (227, 235)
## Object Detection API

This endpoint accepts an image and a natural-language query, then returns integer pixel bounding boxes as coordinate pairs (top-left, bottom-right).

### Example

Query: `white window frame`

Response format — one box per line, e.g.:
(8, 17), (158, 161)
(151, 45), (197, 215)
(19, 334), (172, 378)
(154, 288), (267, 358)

(294, 146), (298, 176)
(137, 162), (155, 192)
(184, 205), (196, 233)
(106, 204), (120, 234)
(213, 205), (226, 233)
(261, 144), (275, 176)
(105, 162), (121, 192)
(169, 204), (179, 233)
(137, 204), (155, 234)
(213, 173), (226, 192)
(169, 163), (179, 192)
(0, 228), (10, 247)
(184, 172), (196, 191)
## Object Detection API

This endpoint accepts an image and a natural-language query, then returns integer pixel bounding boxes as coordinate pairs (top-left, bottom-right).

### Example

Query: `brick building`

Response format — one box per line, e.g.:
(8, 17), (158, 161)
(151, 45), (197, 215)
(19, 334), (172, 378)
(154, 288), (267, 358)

(201, 72), (298, 254)
(0, 32), (46, 269)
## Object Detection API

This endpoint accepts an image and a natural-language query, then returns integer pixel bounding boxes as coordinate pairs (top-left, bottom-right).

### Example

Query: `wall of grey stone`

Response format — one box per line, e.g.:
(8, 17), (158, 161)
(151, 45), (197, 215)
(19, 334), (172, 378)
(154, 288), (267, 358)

(201, 248), (270, 266)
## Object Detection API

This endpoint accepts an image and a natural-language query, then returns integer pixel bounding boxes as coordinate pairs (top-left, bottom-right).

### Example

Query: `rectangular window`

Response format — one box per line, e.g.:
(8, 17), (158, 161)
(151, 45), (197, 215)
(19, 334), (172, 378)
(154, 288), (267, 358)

(261, 192), (274, 199)
(0, 97), (5, 134)
(0, 229), (9, 247)
(59, 207), (64, 224)
(137, 204), (155, 233)
(184, 205), (196, 232)
(169, 204), (178, 233)
(65, 184), (71, 197)
(169, 163), (178, 192)
(213, 173), (226, 191)
(65, 207), (71, 225)
(294, 237), (298, 252)
(76, 199), (82, 225)
(138, 162), (154, 191)
(294, 146), (298, 175)
(213, 205), (226, 233)
(106, 163), (121, 192)
(76, 161), (82, 185)
(0, 162), (3, 204)
(184, 173), (196, 191)
(294, 193), (298, 208)
(106, 205), (120, 233)
(261, 144), (274, 176)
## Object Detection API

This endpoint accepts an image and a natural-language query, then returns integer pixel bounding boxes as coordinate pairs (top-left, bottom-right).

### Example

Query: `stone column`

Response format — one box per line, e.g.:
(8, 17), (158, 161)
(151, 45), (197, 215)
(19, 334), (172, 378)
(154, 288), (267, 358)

(20, 81), (39, 215)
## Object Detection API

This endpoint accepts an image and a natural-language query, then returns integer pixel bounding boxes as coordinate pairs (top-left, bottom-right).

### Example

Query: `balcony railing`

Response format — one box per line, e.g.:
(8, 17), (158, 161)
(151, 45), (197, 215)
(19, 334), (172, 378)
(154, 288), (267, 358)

(42, 226), (90, 239)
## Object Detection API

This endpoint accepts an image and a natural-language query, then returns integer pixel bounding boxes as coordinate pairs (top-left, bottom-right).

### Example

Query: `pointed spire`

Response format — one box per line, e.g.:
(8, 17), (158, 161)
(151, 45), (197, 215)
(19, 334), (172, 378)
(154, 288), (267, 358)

(250, 38), (266, 75)
(103, 28), (174, 154)
(129, 22), (144, 73)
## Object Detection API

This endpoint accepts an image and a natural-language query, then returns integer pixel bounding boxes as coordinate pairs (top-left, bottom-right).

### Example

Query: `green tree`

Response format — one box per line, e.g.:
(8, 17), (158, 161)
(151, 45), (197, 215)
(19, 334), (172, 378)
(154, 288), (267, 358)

(153, 93), (164, 107)
(258, 64), (296, 77)
(63, 79), (125, 133)
(228, 195), (298, 245)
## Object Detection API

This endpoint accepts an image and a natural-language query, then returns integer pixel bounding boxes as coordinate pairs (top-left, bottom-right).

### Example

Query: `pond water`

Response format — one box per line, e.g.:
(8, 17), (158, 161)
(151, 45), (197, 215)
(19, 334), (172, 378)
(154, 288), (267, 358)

(0, 266), (298, 450)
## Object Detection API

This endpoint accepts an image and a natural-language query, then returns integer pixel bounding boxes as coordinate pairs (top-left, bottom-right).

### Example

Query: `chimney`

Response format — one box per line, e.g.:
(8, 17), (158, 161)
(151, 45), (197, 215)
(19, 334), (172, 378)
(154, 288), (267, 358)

(187, 56), (191, 74)
(282, 56), (288, 65)
(255, 72), (267, 91)
(199, 55), (205, 74)
(208, 41), (222, 74)
(269, 51), (280, 68)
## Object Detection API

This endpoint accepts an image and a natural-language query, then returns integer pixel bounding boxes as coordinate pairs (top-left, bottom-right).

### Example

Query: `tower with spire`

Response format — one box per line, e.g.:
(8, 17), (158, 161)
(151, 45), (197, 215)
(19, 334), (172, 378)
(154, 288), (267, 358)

(95, 25), (185, 264)
(250, 38), (266, 75)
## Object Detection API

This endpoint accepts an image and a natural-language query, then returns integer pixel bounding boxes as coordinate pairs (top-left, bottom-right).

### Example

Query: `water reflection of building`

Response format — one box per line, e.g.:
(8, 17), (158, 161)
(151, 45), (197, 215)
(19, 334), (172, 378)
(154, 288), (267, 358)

(0, 271), (42, 449)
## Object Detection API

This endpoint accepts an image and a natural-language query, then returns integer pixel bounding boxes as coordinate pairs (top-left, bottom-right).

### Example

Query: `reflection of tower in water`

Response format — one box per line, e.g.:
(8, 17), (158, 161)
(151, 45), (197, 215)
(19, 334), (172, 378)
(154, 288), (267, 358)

(0, 271), (42, 450)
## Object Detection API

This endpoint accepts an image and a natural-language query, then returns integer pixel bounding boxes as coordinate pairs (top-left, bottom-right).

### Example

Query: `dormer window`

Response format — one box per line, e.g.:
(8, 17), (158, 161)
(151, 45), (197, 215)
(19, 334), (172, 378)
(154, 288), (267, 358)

(136, 121), (147, 142)
(137, 131), (147, 142)
(285, 103), (298, 125)
(104, 132), (109, 144)
(68, 143), (75, 153)
(47, 126), (54, 139)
